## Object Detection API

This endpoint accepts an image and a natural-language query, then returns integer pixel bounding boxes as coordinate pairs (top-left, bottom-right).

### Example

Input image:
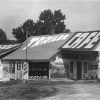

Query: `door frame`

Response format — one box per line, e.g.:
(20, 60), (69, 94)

(77, 61), (82, 80)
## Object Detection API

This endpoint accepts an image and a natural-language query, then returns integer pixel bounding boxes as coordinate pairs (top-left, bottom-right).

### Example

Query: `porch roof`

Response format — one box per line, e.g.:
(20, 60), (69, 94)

(61, 30), (100, 51)
(2, 33), (69, 61)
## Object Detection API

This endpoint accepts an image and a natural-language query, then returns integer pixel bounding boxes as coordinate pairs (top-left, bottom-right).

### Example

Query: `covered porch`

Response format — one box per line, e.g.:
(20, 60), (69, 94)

(61, 50), (99, 80)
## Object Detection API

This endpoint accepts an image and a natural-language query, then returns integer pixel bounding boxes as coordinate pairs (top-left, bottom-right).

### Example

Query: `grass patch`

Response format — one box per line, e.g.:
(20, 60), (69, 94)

(0, 79), (58, 100)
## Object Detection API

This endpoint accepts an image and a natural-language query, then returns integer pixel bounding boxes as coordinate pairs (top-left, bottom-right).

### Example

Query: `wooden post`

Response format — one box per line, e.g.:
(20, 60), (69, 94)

(49, 63), (51, 79)
(49, 69), (51, 79)
(0, 60), (3, 78)
(98, 52), (100, 79)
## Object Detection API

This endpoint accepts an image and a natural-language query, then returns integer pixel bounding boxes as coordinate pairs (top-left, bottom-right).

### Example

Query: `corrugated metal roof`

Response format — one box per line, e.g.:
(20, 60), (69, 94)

(2, 33), (69, 60)
(61, 30), (100, 51)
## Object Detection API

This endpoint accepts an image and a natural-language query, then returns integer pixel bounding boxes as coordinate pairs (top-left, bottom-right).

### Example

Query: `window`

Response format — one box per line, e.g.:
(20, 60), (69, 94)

(9, 62), (15, 73)
(70, 61), (74, 73)
(12, 62), (15, 73)
(17, 62), (21, 70)
(88, 64), (97, 70)
(84, 62), (87, 73)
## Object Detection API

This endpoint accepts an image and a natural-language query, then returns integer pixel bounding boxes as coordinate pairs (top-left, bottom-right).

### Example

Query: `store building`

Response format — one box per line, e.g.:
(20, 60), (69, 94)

(60, 30), (100, 80)
(1, 33), (69, 80)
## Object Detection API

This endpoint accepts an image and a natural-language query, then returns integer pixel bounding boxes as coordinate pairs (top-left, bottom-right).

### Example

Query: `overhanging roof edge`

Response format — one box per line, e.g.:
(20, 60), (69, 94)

(0, 44), (22, 57)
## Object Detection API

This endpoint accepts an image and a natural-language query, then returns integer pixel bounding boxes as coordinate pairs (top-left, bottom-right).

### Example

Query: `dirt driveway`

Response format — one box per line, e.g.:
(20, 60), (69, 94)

(42, 79), (100, 100)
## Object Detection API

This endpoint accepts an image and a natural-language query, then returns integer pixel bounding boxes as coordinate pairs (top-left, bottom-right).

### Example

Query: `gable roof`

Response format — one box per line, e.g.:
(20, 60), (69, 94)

(61, 30), (100, 51)
(2, 33), (69, 61)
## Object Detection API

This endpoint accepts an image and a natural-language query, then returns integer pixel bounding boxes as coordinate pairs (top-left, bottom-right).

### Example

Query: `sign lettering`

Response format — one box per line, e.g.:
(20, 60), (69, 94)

(22, 37), (39, 50)
(0, 44), (18, 50)
(50, 35), (60, 42)
(62, 32), (100, 50)
(63, 33), (82, 48)
(85, 32), (100, 48)
(31, 37), (46, 47)
(46, 36), (56, 43)
(56, 35), (65, 41)
(40, 36), (52, 44)
(70, 33), (89, 48)
(61, 34), (69, 40)
(22, 34), (69, 50)
(77, 32), (98, 48)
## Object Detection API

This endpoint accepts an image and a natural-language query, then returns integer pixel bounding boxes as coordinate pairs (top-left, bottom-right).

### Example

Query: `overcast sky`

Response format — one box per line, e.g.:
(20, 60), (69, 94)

(0, 0), (100, 39)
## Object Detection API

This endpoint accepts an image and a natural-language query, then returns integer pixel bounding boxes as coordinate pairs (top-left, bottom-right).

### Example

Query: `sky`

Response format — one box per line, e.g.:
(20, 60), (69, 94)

(0, 0), (100, 39)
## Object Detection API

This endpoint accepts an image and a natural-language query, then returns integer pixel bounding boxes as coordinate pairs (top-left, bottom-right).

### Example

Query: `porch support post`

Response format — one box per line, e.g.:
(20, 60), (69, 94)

(49, 69), (51, 79)
(98, 52), (100, 79)
(49, 63), (51, 79)
(0, 60), (3, 78)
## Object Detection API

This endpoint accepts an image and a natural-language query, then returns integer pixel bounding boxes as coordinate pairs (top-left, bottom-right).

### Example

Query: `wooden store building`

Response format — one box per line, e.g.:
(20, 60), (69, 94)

(60, 30), (100, 80)
(1, 33), (69, 80)
(1, 30), (100, 80)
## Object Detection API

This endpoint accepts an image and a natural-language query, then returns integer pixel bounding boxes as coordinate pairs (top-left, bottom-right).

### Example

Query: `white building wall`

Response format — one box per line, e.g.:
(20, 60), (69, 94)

(1, 61), (29, 80)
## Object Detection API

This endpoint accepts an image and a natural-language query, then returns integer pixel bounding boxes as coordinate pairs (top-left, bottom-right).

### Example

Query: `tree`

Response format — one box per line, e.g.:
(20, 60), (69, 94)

(0, 29), (7, 43)
(37, 9), (66, 35)
(64, 28), (71, 33)
(12, 9), (68, 42)
(12, 19), (35, 42)
(35, 9), (53, 35)
(34, 21), (44, 35)
(53, 10), (66, 34)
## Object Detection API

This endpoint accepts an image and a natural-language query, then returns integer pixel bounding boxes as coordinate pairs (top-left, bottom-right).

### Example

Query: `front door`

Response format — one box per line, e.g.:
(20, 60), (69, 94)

(77, 62), (82, 80)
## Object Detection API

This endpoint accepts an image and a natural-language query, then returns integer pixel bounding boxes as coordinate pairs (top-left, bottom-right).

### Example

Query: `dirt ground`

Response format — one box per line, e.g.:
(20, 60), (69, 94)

(42, 79), (100, 100)
(0, 79), (100, 100)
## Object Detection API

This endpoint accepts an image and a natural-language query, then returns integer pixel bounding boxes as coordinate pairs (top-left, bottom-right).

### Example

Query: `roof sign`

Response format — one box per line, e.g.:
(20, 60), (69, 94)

(62, 31), (100, 50)
(0, 44), (20, 50)
(22, 34), (69, 50)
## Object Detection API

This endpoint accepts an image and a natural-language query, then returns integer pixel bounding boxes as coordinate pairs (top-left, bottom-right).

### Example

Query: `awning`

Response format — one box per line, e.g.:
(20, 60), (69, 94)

(2, 33), (69, 61)
(61, 30), (100, 51)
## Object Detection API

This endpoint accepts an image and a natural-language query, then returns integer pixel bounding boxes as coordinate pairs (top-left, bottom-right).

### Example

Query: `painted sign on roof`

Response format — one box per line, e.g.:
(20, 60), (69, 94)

(62, 31), (100, 51)
(2, 33), (69, 60)
(0, 44), (20, 49)
(0, 43), (22, 56)
(22, 33), (69, 50)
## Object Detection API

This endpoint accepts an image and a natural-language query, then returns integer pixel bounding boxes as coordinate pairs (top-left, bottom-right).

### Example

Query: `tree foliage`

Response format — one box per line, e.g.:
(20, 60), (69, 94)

(37, 9), (66, 35)
(12, 19), (35, 42)
(12, 9), (67, 41)
(0, 29), (7, 43)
